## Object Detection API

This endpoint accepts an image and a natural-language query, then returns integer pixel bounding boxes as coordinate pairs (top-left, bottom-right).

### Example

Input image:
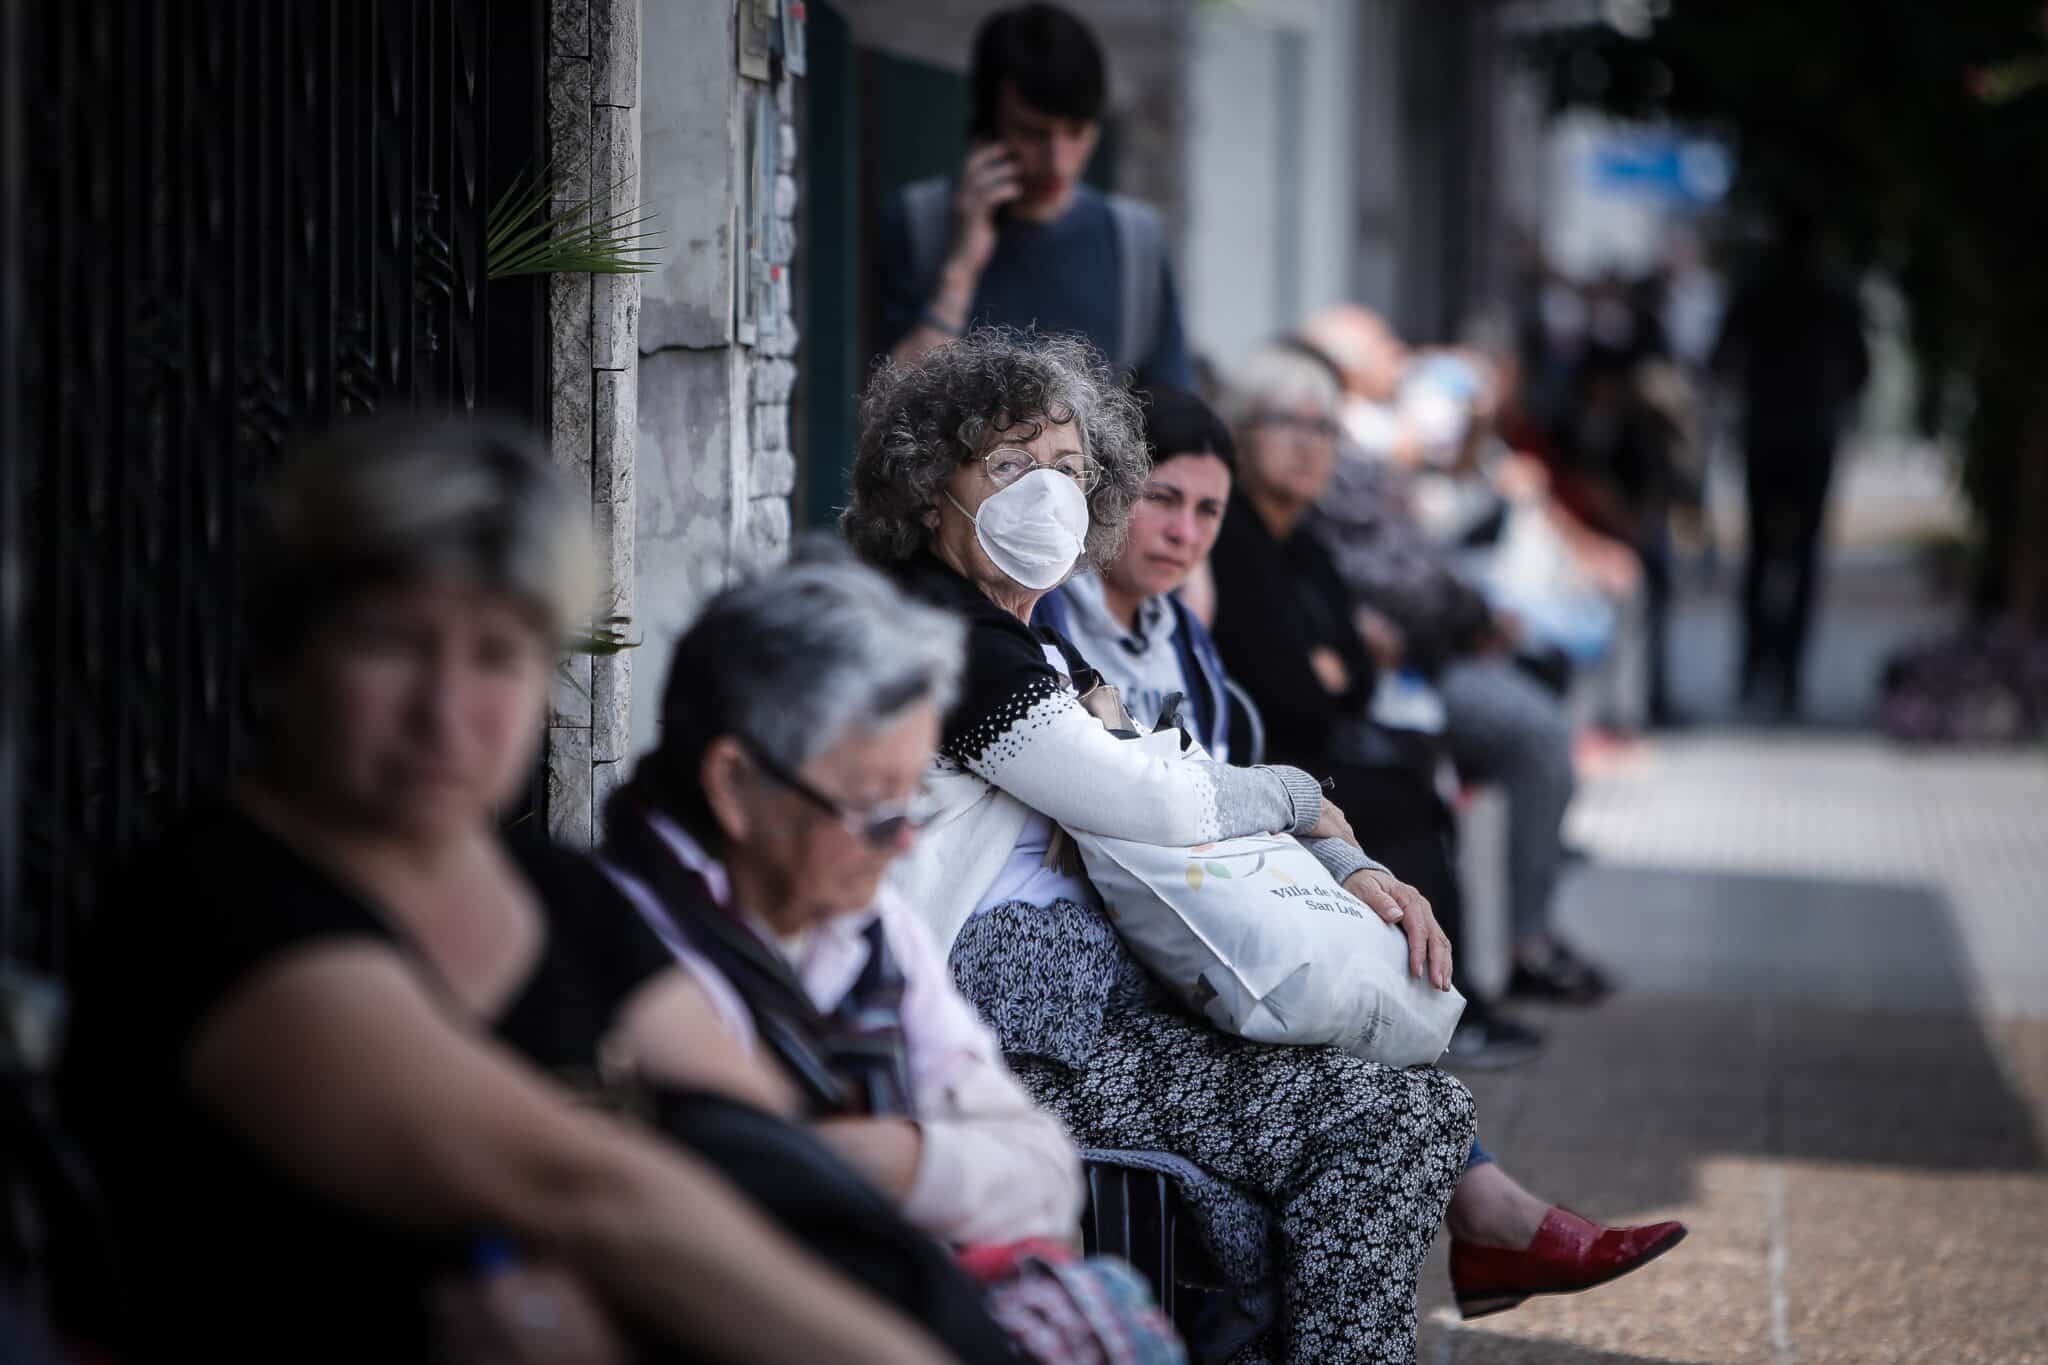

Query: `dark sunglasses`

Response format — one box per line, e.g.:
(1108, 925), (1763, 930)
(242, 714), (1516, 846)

(738, 736), (926, 849)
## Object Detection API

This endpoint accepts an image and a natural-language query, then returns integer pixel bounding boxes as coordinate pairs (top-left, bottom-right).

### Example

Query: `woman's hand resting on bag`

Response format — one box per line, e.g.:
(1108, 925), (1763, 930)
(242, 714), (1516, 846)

(1342, 869), (1455, 993)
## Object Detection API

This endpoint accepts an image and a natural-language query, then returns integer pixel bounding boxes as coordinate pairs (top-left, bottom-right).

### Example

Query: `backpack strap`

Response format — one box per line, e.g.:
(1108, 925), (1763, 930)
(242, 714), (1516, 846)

(1108, 194), (1165, 376)
(902, 177), (955, 304)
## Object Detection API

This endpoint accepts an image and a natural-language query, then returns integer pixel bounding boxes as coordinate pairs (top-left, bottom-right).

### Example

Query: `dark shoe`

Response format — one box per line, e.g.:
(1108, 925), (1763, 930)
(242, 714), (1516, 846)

(1549, 938), (1614, 986)
(1451, 1207), (1689, 1319)
(1507, 948), (1613, 1004)
(1443, 1010), (1546, 1071)
(1647, 703), (1691, 731)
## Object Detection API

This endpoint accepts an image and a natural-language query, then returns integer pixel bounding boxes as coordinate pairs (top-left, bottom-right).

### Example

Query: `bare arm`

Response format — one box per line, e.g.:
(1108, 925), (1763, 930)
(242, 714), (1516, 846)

(187, 944), (956, 1365)
(884, 901), (1086, 1244)
(609, 965), (802, 1118)
(890, 261), (983, 369)
(888, 146), (1017, 367)
(614, 972), (926, 1228)
(815, 1117), (925, 1199)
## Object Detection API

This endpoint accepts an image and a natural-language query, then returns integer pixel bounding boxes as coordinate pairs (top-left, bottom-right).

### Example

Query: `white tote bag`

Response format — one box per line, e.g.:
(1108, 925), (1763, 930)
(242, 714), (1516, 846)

(1067, 726), (1466, 1067)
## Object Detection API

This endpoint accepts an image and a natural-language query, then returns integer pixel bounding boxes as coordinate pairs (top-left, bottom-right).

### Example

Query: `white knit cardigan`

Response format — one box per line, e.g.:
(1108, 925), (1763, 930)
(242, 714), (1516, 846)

(886, 556), (1382, 954)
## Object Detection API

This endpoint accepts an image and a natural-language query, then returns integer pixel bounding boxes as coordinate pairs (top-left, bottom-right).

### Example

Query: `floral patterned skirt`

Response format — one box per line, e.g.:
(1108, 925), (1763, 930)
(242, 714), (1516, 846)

(951, 898), (1475, 1365)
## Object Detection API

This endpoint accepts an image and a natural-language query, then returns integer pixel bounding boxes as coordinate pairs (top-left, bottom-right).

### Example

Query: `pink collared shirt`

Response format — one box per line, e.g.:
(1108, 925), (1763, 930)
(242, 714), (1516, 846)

(602, 814), (1086, 1245)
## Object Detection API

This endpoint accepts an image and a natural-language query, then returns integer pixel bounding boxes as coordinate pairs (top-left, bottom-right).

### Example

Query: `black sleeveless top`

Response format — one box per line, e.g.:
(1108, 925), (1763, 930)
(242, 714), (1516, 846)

(59, 797), (675, 1362)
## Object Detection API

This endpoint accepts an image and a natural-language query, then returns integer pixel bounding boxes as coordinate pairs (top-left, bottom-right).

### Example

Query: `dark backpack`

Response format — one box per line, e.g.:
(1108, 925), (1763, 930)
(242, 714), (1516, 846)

(650, 1089), (1017, 1365)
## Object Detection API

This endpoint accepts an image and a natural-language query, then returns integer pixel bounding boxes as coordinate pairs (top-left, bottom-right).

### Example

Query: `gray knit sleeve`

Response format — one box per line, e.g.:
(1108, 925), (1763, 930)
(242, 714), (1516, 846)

(1266, 765), (1327, 836)
(1304, 836), (1390, 888)
(1209, 763), (1325, 839)
(1200, 763), (1294, 839)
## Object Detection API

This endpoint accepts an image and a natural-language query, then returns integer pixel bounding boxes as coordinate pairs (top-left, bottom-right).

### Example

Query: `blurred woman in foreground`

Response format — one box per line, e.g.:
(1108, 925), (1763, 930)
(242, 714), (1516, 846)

(59, 415), (979, 1364)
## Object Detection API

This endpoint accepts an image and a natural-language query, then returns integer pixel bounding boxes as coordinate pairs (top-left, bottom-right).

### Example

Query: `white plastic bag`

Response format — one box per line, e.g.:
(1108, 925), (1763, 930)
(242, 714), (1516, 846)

(1068, 728), (1466, 1067)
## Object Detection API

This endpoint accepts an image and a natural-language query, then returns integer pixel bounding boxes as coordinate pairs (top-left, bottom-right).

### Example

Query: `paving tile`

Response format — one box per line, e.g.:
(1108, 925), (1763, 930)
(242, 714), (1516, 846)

(1409, 542), (2048, 1362)
(1780, 1164), (2048, 1364)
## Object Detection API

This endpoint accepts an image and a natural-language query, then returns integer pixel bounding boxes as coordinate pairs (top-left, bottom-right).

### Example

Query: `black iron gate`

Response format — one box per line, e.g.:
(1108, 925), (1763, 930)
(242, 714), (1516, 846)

(3, 0), (550, 977)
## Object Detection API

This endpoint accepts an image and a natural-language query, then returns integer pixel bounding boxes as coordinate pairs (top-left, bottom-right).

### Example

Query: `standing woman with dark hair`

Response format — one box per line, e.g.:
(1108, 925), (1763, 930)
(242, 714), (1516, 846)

(58, 415), (975, 1364)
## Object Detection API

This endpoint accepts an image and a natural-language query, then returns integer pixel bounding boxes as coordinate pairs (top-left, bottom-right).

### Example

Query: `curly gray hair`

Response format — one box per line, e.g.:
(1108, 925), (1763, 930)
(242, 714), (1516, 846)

(840, 328), (1148, 570)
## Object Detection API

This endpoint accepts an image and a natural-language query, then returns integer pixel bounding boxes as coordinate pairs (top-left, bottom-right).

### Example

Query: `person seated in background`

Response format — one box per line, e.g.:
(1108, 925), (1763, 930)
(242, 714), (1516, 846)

(1224, 333), (1616, 1006)
(1299, 306), (1645, 720)
(1459, 316), (1659, 733)
(595, 551), (1182, 1360)
(57, 414), (995, 1365)
(842, 327), (1478, 1364)
(874, 2), (1193, 390)
(1038, 383), (1688, 1320)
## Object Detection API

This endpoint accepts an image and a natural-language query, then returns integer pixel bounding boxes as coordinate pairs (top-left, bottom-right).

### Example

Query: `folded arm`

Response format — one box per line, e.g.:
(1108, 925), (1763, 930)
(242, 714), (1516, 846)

(187, 943), (954, 1365)
(883, 900), (1085, 1244)
(957, 683), (1324, 847)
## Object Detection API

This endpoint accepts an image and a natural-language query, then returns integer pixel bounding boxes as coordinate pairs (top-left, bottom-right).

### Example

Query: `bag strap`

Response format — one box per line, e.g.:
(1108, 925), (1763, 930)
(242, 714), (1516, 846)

(1108, 195), (1164, 376)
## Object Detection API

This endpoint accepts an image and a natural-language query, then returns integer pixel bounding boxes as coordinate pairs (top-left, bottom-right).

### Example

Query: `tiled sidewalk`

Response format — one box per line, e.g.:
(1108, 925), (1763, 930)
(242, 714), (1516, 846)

(1415, 732), (2048, 1364)
(1566, 733), (2048, 1020)
(1409, 452), (2048, 1360)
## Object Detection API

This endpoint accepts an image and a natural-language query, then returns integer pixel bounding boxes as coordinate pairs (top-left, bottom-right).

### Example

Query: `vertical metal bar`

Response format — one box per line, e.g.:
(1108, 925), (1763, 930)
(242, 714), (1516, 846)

(0, 0), (26, 959)
(1155, 1172), (1175, 1321)
(380, 0), (418, 404)
(1119, 1169), (1134, 1264)
(212, 0), (250, 791)
(277, 0), (298, 439)
(192, 0), (230, 793)
(47, 5), (75, 956)
(107, 0), (146, 866)
(296, 0), (333, 422)
(417, 0), (448, 406)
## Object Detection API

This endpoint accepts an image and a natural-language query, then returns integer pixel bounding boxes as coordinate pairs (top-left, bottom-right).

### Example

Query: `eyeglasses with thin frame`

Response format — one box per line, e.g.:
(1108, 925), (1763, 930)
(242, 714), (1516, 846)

(979, 444), (1101, 494)
(737, 735), (926, 849)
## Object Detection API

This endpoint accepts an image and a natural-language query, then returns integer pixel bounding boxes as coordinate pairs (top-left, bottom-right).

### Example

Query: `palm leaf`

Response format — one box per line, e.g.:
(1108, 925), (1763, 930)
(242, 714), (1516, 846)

(480, 159), (665, 280)
(567, 614), (642, 657)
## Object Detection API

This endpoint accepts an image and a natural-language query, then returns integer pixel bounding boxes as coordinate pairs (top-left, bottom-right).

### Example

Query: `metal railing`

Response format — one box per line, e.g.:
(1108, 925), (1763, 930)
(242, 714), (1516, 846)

(6, 0), (549, 976)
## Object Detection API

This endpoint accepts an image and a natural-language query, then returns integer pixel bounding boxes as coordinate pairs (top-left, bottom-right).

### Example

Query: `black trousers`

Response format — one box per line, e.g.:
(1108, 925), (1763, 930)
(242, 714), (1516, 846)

(1742, 442), (1835, 711)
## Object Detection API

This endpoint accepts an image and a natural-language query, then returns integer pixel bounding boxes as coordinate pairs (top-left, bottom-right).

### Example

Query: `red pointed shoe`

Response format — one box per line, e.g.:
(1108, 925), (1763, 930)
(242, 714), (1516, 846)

(1450, 1207), (1688, 1319)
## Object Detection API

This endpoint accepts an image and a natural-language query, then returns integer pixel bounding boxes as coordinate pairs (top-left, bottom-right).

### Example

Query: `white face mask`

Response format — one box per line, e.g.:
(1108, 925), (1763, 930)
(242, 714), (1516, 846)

(947, 467), (1092, 590)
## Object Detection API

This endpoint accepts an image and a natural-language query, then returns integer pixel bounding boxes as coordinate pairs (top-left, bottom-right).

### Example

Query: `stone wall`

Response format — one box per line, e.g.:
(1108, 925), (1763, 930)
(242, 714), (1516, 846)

(546, 0), (643, 847)
(632, 0), (803, 758)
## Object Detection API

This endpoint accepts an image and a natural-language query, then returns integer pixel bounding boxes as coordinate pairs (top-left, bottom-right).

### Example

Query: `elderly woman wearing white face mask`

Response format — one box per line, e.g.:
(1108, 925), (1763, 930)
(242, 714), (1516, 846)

(843, 329), (1477, 1365)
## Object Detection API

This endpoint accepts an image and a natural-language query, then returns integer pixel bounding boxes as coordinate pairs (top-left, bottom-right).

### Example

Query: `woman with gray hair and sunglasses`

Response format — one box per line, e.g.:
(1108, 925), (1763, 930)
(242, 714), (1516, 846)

(58, 414), (981, 1365)
(842, 328), (1477, 1365)
(597, 548), (1182, 1359)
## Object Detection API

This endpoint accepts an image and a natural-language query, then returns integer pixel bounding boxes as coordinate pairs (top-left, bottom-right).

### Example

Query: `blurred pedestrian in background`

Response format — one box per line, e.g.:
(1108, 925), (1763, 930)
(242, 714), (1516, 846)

(873, 2), (1194, 390)
(1713, 202), (1870, 718)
